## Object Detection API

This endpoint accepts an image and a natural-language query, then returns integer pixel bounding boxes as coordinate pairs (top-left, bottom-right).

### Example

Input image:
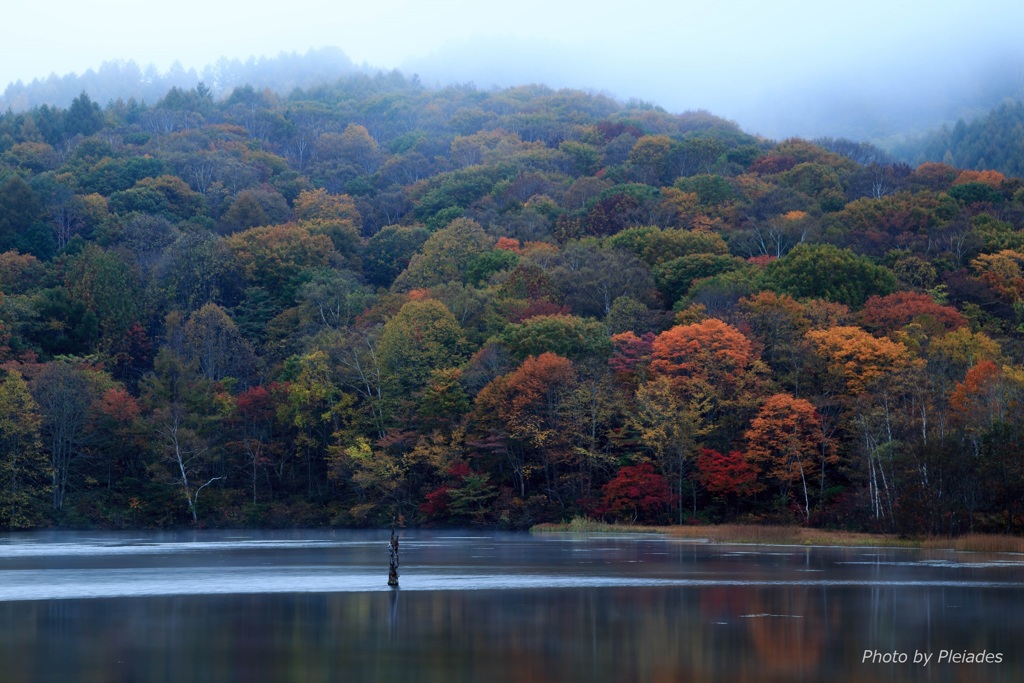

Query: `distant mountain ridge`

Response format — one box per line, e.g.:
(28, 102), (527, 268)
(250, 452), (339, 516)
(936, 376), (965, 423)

(5, 43), (1024, 147)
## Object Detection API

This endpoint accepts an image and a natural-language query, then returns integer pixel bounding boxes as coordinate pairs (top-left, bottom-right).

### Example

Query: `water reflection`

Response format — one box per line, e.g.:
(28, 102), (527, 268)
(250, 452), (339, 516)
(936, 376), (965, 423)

(0, 531), (1021, 682)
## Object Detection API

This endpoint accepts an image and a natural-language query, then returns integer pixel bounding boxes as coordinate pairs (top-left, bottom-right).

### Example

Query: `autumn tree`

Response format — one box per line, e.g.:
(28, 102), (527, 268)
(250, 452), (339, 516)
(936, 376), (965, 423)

(227, 384), (284, 504)
(0, 250), (45, 295)
(219, 191), (268, 233)
(805, 325), (918, 395)
(859, 291), (968, 337)
(294, 188), (362, 259)
(695, 448), (759, 498)
(392, 217), (493, 290)
(970, 249), (1024, 303)
(279, 349), (354, 501)
(418, 460), (497, 525)
(628, 135), (675, 185)
(181, 303), (256, 383)
(91, 387), (144, 488)
(608, 331), (655, 388)
(650, 318), (757, 398)
(294, 188), (361, 224)
(745, 394), (834, 521)
(0, 371), (48, 528)
(473, 353), (578, 501)
(805, 325), (921, 524)
(226, 223), (334, 305)
(630, 376), (707, 522)
(337, 123), (381, 173)
(949, 361), (1024, 451)
(738, 292), (818, 394)
(331, 437), (405, 523)
(378, 299), (467, 402)
(598, 462), (674, 523)
(318, 326), (388, 439)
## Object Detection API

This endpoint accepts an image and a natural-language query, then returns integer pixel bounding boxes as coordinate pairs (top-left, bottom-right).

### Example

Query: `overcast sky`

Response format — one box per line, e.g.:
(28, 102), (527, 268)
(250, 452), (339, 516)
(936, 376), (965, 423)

(7, 0), (1024, 138)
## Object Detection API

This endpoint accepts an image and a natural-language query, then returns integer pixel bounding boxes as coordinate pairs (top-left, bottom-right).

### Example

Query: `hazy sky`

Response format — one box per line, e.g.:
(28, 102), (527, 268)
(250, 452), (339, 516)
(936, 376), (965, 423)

(8, 0), (1024, 137)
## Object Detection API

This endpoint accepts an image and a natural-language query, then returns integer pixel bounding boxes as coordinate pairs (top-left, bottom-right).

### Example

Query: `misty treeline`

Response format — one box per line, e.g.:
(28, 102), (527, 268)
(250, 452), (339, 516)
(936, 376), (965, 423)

(0, 73), (1022, 534)
(894, 100), (1024, 181)
(0, 47), (359, 113)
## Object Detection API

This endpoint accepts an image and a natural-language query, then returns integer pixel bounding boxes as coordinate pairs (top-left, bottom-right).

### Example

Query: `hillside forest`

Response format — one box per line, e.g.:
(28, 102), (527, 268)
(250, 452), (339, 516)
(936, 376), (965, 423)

(0, 74), (1023, 534)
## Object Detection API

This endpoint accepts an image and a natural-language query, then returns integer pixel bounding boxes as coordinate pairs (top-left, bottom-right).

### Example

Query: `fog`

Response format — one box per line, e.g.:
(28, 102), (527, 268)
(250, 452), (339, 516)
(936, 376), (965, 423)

(6, 0), (1024, 140)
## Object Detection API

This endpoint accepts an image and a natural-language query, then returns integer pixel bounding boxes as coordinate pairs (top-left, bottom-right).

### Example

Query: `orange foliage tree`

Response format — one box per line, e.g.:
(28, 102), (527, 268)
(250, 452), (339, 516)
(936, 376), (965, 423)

(473, 353), (577, 499)
(638, 318), (765, 520)
(805, 325), (923, 523)
(949, 361), (1024, 451)
(953, 169), (1006, 188)
(970, 250), (1024, 303)
(650, 318), (755, 394)
(745, 393), (834, 521)
(805, 325), (918, 395)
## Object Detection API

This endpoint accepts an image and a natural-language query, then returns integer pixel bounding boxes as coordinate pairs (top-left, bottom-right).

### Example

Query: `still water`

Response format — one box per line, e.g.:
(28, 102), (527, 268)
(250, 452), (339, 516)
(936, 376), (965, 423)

(0, 530), (1022, 682)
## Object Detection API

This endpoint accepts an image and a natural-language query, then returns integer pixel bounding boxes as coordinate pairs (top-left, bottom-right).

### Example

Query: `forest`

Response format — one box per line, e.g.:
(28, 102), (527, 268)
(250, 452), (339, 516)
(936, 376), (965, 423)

(0, 72), (1022, 535)
(895, 99), (1024, 181)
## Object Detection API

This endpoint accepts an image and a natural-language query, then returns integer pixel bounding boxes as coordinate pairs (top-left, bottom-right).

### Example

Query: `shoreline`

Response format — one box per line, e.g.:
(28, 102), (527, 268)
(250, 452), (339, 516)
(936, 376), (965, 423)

(531, 519), (1024, 553)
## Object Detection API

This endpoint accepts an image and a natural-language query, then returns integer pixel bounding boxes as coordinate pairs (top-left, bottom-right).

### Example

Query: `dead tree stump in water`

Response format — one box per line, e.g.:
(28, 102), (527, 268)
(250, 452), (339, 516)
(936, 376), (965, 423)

(388, 525), (400, 587)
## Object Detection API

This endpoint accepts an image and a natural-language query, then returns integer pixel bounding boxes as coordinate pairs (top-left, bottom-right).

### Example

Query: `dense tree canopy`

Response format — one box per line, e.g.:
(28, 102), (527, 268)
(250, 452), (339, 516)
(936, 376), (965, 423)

(0, 73), (1021, 535)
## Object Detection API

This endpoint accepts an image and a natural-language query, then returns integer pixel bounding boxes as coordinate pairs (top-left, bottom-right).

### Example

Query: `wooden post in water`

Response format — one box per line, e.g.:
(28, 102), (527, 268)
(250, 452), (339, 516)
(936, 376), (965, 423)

(388, 523), (400, 587)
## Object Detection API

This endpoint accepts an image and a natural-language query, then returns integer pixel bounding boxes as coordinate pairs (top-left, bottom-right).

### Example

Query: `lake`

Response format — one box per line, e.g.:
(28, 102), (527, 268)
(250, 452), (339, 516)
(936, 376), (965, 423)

(0, 529), (1021, 682)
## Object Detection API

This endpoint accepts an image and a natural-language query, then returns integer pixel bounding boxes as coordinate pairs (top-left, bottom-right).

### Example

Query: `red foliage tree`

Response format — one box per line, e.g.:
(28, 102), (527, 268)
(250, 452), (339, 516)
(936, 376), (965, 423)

(608, 331), (655, 387)
(696, 448), (760, 497)
(860, 291), (968, 336)
(598, 462), (675, 523)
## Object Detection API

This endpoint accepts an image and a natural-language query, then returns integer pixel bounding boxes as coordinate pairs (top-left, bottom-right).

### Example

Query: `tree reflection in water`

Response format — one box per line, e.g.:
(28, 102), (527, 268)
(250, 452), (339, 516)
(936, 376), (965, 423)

(1, 533), (1022, 682)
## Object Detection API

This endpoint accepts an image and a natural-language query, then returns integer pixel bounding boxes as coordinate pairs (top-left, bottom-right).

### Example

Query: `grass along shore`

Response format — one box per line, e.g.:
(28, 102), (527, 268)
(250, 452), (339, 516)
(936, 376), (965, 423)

(531, 518), (1024, 553)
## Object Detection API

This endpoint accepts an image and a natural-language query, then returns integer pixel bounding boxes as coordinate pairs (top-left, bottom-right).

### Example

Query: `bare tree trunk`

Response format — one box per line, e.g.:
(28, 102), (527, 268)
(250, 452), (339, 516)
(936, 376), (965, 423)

(799, 462), (810, 523)
(161, 410), (224, 524)
(388, 524), (400, 587)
